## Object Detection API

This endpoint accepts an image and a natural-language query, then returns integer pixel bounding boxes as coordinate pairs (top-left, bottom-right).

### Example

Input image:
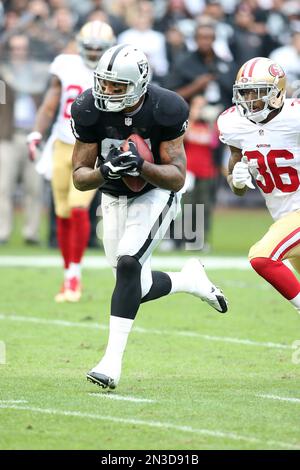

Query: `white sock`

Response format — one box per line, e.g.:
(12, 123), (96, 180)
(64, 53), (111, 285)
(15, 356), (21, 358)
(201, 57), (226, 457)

(67, 262), (81, 279)
(93, 316), (134, 377)
(64, 269), (69, 281)
(166, 271), (186, 294)
(105, 316), (134, 359)
(290, 292), (300, 311)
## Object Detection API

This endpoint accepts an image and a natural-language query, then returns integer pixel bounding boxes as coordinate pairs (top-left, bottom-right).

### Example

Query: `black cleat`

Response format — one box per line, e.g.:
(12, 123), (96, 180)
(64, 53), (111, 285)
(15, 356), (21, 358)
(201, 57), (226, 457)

(216, 294), (228, 313)
(86, 371), (116, 389)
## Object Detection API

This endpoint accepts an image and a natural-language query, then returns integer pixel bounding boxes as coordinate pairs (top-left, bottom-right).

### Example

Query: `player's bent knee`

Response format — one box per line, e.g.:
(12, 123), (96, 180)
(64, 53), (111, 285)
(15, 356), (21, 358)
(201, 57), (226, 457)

(248, 241), (270, 261)
(248, 242), (260, 260)
(116, 255), (141, 279)
(53, 194), (70, 218)
(55, 206), (71, 218)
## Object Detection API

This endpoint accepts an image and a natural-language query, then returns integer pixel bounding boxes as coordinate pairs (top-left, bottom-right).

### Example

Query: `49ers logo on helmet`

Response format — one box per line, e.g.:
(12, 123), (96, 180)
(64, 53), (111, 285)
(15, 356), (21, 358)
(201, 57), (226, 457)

(269, 63), (285, 78)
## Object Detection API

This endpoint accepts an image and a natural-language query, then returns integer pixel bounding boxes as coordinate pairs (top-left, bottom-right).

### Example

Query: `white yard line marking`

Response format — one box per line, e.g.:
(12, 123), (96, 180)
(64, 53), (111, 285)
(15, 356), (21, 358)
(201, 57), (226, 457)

(88, 393), (155, 403)
(0, 404), (298, 449)
(0, 400), (28, 404)
(0, 313), (106, 331)
(0, 255), (250, 270)
(0, 313), (107, 330)
(257, 394), (300, 404)
(0, 313), (293, 351)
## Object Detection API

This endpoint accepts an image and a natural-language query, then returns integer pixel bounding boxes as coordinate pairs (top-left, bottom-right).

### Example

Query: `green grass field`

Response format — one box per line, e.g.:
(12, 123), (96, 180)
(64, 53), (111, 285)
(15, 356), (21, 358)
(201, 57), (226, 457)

(0, 208), (300, 450)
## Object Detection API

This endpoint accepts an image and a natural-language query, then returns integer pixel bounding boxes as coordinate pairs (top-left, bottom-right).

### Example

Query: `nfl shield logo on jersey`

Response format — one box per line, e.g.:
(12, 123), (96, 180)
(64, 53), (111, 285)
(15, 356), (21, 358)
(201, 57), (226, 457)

(125, 117), (132, 126)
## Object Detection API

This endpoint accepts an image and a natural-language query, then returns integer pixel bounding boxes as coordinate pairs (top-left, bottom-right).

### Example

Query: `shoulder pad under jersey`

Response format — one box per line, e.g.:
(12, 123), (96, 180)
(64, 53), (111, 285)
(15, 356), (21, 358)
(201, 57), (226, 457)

(151, 86), (189, 127)
(71, 88), (98, 126)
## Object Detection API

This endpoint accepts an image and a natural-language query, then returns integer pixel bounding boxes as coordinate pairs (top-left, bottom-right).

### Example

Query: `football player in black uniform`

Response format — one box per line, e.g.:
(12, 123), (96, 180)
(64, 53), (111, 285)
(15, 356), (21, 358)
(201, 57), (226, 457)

(71, 44), (228, 390)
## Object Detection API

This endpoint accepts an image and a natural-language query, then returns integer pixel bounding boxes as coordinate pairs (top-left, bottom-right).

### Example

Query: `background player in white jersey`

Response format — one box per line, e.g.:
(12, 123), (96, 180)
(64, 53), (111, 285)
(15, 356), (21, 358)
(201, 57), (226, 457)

(27, 21), (116, 302)
(71, 44), (228, 390)
(218, 56), (300, 314)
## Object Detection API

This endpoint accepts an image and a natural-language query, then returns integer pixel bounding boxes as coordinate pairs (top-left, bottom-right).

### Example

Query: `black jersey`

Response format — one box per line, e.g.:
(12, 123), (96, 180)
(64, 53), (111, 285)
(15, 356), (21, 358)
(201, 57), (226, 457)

(71, 84), (189, 198)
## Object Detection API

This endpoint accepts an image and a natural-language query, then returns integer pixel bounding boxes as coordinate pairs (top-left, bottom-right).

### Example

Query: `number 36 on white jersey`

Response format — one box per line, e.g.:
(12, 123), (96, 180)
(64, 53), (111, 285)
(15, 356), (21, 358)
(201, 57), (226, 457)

(217, 99), (300, 221)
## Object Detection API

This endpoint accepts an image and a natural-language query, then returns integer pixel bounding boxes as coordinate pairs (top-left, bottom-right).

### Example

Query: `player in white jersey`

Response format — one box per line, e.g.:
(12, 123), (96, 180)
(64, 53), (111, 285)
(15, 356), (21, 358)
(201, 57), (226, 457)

(218, 56), (300, 314)
(27, 21), (116, 302)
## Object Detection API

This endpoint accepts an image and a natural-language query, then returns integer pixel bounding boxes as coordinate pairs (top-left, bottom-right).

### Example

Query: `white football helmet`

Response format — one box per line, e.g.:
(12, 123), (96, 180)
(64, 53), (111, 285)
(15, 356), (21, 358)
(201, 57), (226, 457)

(77, 21), (116, 69)
(233, 57), (286, 123)
(93, 44), (150, 112)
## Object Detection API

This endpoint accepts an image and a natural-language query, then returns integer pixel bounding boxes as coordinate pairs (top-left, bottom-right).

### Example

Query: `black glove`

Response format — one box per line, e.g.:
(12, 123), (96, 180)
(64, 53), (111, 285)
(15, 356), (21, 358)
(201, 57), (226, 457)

(99, 146), (138, 181)
(117, 141), (144, 177)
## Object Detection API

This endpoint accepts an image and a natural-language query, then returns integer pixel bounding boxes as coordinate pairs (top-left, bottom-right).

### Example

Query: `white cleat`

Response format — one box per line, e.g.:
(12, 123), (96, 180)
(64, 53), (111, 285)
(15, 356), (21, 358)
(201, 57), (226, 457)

(181, 258), (228, 313)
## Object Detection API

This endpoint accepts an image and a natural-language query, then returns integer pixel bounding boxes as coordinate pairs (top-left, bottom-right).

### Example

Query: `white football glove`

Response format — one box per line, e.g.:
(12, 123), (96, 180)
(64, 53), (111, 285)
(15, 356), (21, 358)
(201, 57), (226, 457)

(232, 156), (255, 189)
(27, 131), (42, 161)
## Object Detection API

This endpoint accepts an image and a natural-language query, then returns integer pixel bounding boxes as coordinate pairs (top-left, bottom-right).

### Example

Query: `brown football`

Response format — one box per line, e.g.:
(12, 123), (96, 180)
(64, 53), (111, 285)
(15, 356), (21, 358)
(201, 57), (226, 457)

(121, 134), (154, 193)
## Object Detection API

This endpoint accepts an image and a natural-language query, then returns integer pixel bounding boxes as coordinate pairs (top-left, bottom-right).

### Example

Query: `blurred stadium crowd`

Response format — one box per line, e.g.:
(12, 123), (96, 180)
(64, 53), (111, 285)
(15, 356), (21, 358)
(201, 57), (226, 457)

(0, 0), (300, 249)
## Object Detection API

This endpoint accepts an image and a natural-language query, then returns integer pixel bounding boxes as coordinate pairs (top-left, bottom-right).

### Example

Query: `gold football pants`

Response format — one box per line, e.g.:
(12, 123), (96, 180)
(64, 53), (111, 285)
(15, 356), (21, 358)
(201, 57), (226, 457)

(248, 210), (300, 274)
(52, 139), (96, 218)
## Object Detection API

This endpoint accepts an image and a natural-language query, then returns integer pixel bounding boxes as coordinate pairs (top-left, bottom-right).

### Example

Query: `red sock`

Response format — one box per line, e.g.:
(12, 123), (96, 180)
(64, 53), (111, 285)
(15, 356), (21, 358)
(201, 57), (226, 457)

(250, 257), (300, 300)
(70, 208), (91, 264)
(56, 216), (71, 269)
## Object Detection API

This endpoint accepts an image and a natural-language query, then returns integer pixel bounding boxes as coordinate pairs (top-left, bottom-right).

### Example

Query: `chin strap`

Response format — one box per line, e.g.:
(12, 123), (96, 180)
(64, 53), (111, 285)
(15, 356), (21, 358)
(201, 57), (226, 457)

(105, 100), (124, 112)
(247, 107), (273, 123)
